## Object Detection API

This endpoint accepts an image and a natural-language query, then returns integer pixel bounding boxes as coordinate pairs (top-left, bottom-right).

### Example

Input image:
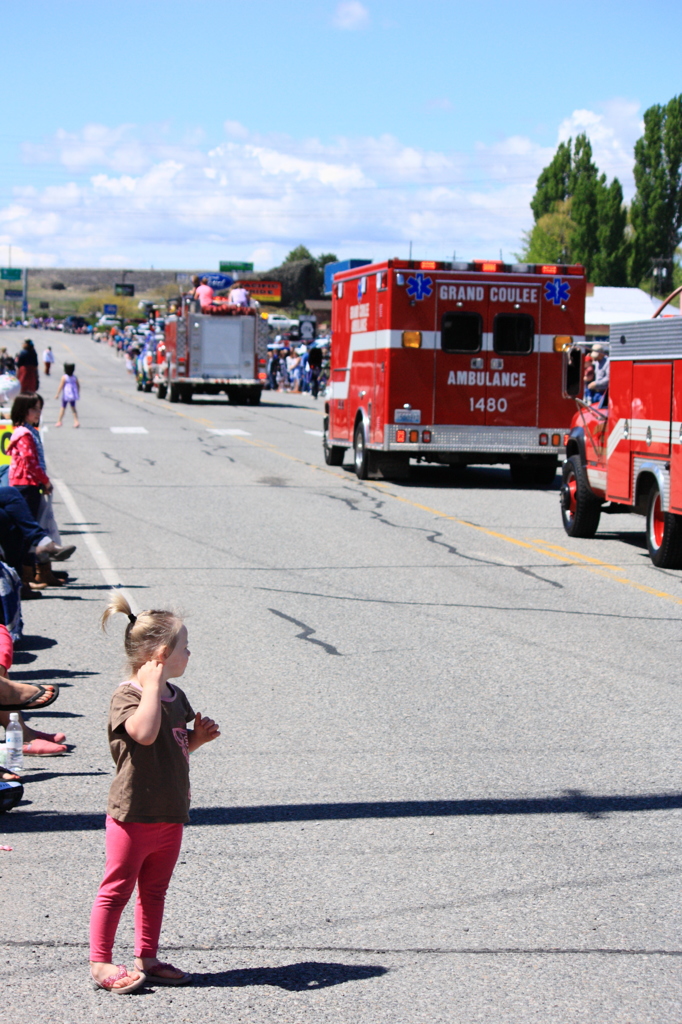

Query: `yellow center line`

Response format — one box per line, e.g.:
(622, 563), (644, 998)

(528, 539), (625, 572)
(116, 386), (682, 607)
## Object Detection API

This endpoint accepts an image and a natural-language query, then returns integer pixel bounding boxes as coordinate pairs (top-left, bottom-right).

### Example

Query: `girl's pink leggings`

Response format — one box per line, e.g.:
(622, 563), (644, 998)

(90, 815), (183, 962)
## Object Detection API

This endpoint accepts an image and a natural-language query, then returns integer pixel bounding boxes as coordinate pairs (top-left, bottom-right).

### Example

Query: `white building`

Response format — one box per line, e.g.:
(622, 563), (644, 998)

(585, 285), (680, 341)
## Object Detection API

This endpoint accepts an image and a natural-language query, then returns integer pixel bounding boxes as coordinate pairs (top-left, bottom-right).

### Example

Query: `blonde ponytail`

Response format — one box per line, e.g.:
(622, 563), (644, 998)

(101, 591), (183, 671)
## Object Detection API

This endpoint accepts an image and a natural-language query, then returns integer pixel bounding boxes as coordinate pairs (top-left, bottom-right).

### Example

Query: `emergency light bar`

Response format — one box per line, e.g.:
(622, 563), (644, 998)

(390, 259), (584, 275)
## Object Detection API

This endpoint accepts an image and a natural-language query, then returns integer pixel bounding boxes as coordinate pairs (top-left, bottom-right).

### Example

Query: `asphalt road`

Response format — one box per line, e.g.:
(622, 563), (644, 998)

(1, 327), (681, 1024)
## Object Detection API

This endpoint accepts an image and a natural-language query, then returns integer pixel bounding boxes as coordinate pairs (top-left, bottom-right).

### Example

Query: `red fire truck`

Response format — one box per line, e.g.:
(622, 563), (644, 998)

(323, 259), (586, 485)
(155, 296), (267, 404)
(560, 309), (682, 568)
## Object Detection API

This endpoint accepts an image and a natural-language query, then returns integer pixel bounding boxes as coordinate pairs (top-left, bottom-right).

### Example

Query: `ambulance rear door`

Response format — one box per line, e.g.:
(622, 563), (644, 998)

(434, 279), (489, 425)
(485, 280), (541, 427)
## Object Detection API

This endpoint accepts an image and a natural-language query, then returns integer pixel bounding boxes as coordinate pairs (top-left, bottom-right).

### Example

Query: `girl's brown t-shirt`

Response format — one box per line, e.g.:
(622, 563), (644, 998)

(106, 682), (195, 823)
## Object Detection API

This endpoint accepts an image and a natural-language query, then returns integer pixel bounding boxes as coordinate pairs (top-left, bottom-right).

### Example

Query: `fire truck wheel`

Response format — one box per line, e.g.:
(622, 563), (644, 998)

(560, 455), (601, 538)
(157, 383), (167, 400)
(168, 383), (179, 403)
(510, 456), (558, 488)
(246, 391), (261, 405)
(180, 387), (192, 403)
(353, 423), (374, 479)
(646, 485), (682, 568)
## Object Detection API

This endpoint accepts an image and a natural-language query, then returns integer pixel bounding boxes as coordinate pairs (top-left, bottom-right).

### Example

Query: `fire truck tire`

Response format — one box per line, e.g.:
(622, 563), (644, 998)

(646, 485), (682, 568)
(246, 390), (261, 405)
(560, 455), (601, 538)
(180, 387), (192, 403)
(353, 423), (375, 479)
(169, 383), (180, 403)
(510, 456), (558, 488)
(157, 383), (167, 400)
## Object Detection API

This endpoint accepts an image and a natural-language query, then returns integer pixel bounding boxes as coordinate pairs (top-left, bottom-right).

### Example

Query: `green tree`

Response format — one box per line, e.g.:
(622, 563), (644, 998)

(592, 176), (628, 285)
(283, 244), (314, 263)
(630, 94), (682, 286)
(522, 134), (628, 282)
(569, 135), (600, 276)
(519, 200), (576, 263)
(530, 141), (572, 220)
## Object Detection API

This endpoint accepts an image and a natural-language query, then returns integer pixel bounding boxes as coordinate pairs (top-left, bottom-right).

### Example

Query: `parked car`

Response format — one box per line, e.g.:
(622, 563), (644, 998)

(267, 313), (300, 330)
(97, 314), (122, 328)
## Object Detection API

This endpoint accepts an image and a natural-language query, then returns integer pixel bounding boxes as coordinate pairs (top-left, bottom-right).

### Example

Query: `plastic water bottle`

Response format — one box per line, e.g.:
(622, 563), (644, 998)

(5, 713), (23, 772)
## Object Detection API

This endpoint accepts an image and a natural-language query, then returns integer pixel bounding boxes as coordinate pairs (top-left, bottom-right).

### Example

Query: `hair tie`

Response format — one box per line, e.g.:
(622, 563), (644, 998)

(128, 613), (137, 626)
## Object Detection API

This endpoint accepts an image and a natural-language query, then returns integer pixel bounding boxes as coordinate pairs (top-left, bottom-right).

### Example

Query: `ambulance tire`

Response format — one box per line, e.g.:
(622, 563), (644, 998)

(168, 383), (180, 403)
(510, 456), (558, 488)
(560, 455), (601, 538)
(646, 485), (682, 568)
(323, 417), (345, 465)
(353, 423), (375, 479)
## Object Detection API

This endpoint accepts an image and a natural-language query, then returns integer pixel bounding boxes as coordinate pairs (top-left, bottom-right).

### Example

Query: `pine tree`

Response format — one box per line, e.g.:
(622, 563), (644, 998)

(530, 141), (572, 220)
(630, 95), (682, 286)
(521, 135), (629, 282)
(592, 177), (628, 285)
(569, 135), (599, 277)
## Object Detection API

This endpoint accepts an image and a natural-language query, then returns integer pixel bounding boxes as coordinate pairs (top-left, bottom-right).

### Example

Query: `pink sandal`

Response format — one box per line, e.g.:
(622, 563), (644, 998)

(144, 961), (192, 986)
(22, 738), (67, 756)
(28, 729), (66, 744)
(91, 965), (146, 994)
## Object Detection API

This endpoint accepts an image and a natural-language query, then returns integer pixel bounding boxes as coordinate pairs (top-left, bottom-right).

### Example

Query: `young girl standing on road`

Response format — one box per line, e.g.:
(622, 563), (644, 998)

(54, 362), (80, 427)
(7, 392), (52, 519)
(89, 593), (220, 994)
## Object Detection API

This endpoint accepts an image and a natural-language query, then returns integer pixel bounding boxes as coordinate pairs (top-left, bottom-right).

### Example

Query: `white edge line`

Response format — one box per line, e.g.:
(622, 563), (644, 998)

(53, 478), (138, 614)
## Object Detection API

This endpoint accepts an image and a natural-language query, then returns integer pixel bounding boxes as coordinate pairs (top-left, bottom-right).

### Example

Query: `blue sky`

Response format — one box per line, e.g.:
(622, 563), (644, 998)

(0, 0), (679, 269)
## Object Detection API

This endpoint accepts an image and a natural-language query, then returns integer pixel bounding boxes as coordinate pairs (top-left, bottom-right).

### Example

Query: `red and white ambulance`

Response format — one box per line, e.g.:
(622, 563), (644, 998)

(561, 311), (682, 568)
(323, 258), (586, 485)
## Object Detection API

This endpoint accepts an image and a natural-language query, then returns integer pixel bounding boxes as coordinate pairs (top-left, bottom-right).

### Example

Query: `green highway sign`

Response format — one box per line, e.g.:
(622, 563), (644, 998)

(219, 261), (253, 273)
(0, 268), (21, 281)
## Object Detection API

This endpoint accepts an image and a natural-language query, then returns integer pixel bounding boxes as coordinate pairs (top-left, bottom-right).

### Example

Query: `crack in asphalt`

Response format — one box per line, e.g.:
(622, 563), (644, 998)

(101, 452), (129, 474)
(268, 608), (342, 656)
(324, 488), (563, 589)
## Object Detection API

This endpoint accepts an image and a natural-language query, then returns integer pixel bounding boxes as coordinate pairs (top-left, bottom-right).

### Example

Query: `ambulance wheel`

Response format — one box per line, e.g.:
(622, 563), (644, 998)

(646, 485), (682, 568)
(169, 383), (179, 403)
(560, 455), (601, 538)
(353, 423), (373, 479)
(510, 456), (558, 487)
(157, 383), (167, 400)
(323, 417), (345, 465)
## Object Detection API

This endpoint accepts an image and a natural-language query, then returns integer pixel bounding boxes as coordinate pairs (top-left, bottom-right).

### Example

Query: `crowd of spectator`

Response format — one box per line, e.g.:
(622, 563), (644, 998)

(0, 341), (78, 808)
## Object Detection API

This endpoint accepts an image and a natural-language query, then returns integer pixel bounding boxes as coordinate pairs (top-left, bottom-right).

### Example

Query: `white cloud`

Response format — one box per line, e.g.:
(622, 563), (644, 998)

(558, 98), (642, 198)
(332, 1), (369, 30)
(2, 104), (643, 267)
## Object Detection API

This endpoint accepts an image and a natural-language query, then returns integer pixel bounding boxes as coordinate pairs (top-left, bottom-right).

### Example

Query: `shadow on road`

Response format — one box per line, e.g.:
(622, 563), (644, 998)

(7, 790), (682, 832)
(193, 960), (388, 990)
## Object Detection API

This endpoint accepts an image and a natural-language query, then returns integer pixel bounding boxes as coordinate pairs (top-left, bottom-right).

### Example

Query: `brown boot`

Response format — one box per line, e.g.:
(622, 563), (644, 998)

(21, 565), (47, 590)
(34, 562), (65, 587)
(20, 583), (42, 600)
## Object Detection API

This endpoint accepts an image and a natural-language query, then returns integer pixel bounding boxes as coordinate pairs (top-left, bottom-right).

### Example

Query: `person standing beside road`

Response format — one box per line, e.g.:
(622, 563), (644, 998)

(89, 593), (220, 993)
(42, 345), (55, 376)
(7, 392), (52, 519)
(54, 363), (81, 428)
(307, 343), (323, 398)
(15, 339), (39, 392)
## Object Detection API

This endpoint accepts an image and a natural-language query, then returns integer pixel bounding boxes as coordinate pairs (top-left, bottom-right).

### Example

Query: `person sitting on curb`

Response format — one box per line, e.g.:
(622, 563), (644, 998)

(0, 624), (67, 755)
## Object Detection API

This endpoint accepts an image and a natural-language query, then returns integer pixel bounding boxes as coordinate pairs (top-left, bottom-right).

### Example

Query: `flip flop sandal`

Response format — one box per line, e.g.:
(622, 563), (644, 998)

(0, 683), (60, 712)
(144, 961), (192, 986)
(22, 738), (67, 756)
(91, 965), (146, 994)
(28, 729), (66, 744)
